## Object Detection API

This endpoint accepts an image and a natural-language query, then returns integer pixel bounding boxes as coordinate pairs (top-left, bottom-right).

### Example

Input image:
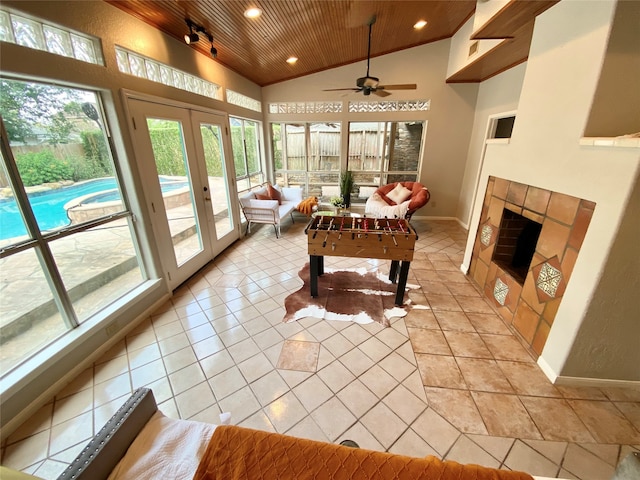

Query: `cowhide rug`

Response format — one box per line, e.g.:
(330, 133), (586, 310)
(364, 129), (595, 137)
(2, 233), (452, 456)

(283, 263), (422, 327)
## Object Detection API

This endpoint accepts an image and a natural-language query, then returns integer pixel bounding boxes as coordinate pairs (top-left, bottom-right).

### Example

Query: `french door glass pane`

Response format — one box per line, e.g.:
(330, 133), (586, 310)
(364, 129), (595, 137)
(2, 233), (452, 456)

(200, 123), (233, 239)
(146, 118), (203, 266)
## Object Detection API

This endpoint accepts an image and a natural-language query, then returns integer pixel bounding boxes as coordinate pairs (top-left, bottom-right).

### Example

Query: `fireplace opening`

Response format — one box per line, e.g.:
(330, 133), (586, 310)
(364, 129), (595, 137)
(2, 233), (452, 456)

(492, 210), (542, 284)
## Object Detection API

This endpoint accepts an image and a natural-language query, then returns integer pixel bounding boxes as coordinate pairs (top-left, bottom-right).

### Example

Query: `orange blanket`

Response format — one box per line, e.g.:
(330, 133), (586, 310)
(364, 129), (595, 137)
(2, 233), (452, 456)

(193, 425), (533, 480)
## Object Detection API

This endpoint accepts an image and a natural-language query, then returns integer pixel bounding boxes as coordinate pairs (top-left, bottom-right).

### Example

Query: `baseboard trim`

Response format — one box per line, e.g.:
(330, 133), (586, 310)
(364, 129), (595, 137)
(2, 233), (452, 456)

(537, 357), (559, 383)
(554, 376), (640, 389)
(537, 357), (640, 388)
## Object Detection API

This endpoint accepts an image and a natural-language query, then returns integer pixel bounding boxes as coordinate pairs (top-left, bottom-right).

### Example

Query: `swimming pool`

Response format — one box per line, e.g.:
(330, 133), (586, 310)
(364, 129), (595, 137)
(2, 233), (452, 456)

(0, 177), (187, 241)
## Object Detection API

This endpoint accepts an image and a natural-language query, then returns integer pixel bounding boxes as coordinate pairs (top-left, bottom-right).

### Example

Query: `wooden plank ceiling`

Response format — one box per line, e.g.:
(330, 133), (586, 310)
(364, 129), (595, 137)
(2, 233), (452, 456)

(106, 0), (557, 87)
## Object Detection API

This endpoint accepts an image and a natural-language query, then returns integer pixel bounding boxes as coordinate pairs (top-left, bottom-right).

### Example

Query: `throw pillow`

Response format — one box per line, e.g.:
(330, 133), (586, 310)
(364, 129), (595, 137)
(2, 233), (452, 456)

(267, 184), (282, 204)
(255, 193), (271, 200)
(386, 183), (412, 205)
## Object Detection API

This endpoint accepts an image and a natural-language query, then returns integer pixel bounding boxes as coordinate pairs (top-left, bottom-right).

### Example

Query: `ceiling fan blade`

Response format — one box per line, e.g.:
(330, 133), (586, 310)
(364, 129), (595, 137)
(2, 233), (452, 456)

(323, 88), (360, 92)
(373, 89), (391, 97)
(378, 84), (417, 90)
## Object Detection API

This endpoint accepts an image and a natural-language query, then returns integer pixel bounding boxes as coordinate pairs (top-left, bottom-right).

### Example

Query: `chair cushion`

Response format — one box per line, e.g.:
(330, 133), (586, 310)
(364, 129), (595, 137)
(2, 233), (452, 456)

(386, 183), (412, 204)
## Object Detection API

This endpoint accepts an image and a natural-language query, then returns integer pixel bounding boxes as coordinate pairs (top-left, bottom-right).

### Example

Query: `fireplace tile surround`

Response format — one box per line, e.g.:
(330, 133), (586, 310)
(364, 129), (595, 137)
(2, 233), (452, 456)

(469, 177), (595, 357)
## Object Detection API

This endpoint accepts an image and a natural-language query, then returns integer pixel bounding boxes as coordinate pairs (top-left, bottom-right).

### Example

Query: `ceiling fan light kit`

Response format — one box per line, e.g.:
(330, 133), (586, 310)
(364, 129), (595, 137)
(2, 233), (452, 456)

(323, 15), (417, 97)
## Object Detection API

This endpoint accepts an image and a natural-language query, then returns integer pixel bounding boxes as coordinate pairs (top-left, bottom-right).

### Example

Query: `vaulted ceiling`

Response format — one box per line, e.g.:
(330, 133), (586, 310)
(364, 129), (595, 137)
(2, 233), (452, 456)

(106, 0), (558, 87)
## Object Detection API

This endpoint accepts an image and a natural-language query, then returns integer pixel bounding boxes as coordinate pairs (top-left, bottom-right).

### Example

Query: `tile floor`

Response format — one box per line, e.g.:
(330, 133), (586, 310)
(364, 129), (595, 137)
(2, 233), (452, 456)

(2, 218), (639, 479)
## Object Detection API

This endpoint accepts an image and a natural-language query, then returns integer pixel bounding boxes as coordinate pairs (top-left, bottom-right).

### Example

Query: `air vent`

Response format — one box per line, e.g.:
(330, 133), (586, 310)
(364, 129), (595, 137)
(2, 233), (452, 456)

(468, 41), (479, 57)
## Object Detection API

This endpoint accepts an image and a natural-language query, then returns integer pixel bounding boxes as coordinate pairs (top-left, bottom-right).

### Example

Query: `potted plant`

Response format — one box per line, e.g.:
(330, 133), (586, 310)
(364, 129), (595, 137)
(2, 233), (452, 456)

(339, 170), (354, 208)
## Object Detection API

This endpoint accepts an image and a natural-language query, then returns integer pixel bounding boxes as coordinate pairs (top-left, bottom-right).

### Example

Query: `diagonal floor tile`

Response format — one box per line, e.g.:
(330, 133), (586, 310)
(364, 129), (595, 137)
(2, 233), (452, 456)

(424, 387), (487, 435)
(415, 354), (466, 389)
(519, 396), (595, 443)
(472, 392), (542, 439)
(567, 399), (640, 444)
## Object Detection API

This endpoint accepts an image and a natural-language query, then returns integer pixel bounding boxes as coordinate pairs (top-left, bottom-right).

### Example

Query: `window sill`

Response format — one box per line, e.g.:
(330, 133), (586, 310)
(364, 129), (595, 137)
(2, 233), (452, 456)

(485, 138), (510, 145)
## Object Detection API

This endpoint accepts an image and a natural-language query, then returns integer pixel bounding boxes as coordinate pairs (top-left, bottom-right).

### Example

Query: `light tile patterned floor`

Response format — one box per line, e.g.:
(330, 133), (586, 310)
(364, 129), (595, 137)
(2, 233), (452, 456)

(2, 218), (639, 479)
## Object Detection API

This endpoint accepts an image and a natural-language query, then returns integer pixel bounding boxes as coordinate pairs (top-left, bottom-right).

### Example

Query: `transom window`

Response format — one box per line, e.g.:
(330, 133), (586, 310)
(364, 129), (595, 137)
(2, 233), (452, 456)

(0, 7), (103, 65)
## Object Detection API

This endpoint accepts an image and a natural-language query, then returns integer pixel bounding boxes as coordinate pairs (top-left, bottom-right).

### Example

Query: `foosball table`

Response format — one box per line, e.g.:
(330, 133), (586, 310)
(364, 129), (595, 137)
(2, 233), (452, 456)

(304, 215), (418, 306)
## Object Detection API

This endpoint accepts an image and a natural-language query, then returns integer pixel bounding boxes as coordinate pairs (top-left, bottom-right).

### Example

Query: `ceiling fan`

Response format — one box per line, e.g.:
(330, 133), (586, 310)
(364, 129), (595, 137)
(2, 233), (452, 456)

(323, 15), (417, 97)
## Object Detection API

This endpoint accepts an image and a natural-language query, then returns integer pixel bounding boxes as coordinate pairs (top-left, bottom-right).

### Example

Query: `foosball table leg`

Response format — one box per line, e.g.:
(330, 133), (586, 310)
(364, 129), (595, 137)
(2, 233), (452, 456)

(395, 261), (411, 306)
(310, 255), (321, 297)
(389, 260), (399, 283)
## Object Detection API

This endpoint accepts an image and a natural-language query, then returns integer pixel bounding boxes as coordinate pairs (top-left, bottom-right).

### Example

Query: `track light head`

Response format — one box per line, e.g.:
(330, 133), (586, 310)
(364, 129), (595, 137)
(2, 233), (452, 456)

(210, 46), (218, 58)
(184, 31), (199, 44)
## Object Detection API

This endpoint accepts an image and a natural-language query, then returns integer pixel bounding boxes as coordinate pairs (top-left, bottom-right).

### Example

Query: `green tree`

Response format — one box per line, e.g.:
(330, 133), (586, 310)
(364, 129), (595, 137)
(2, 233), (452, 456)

(0, 79), (80, 143)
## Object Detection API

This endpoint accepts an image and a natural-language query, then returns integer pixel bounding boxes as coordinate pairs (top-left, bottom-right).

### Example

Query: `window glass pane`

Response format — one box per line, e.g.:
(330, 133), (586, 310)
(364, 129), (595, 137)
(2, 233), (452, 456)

(172, 71), (185, 90)
(115, 49), (130, 74)
(145, 59), (160, 82)
(128, 53), (146, 78)
(70, 34), (97, 63)
(0, 10), (15, 43)
(0, 154), (29, 245)
(244, 120), (260, 175)
(388, 122), (422, 172)
(159, 65), (173, 86)
(230, 117), (247, 178)
(309, 123), (340, 172)
(284, 124), (305, 170)
(271, 123), (282, 170)
(0, 248), (67, 372)
(348, 122), (385, 172)
(1, 80), (120, 236)
(48, 218), (144, 322)
(43, 25), (73, 58)
(11, 15), (45, 50)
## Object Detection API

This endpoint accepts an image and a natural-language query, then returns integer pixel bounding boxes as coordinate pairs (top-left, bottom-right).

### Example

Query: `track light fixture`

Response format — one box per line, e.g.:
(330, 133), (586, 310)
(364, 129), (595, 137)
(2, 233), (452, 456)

(184, 19), (218, 58)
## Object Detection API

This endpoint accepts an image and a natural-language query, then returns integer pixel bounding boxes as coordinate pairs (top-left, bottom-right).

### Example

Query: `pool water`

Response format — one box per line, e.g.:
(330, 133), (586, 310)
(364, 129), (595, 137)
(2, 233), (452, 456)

(0, 177), (187, 241)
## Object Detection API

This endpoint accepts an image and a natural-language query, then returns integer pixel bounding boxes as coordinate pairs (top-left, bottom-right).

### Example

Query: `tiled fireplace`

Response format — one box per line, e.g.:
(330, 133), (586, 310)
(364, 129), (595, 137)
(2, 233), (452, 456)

(469, 177), (595, 357)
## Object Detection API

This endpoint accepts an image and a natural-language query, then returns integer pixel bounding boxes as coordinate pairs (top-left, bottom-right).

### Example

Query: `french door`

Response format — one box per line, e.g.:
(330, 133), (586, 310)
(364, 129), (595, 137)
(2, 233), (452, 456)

(127, 98), (239, 290)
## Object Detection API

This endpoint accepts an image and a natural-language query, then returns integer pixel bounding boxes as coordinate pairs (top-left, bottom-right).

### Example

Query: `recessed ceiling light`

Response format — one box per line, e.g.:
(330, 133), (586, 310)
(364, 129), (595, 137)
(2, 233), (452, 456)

(286, 57), (298, 64)
(244, 7), (262, 18)
(414, 20), (427, 29)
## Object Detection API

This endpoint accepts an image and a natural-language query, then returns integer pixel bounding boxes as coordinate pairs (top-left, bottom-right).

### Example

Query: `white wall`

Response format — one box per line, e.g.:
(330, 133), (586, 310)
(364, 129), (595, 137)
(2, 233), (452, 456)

(462, 0), (640, 381)
(262, 40), (479, 218)
(456, 62), (526, 228)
